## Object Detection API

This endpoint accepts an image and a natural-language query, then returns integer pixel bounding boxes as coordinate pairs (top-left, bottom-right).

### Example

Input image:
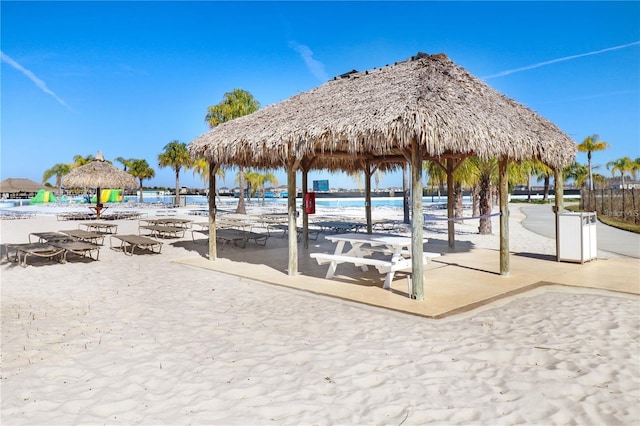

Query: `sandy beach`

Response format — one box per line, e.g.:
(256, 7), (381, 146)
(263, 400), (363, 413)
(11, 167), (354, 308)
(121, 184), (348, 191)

(1, 203), (638, 425)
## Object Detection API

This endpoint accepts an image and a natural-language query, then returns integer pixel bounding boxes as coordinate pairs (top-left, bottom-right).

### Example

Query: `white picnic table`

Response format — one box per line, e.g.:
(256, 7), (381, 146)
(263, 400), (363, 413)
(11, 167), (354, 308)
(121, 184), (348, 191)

(311, 232), (437, 289)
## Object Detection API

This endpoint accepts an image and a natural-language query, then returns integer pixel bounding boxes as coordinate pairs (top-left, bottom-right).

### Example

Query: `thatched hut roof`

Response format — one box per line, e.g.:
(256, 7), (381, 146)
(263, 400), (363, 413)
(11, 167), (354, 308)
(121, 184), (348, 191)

(0, 178), (46, 193)
(189, 52), (576, 170)
(62, 152), (137, 189)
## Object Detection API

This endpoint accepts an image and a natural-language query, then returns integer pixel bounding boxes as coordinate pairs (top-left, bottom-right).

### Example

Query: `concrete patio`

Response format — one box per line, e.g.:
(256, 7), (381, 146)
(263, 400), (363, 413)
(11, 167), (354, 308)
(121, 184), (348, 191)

(175, 233), (640, 319)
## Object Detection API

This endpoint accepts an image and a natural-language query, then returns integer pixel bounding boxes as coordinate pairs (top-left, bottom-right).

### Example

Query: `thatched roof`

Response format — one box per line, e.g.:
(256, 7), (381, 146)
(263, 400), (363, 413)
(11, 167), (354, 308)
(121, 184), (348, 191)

(0, 178), (46, 193)
(189, 52), (576, 170)
(62, 152), (137, 189)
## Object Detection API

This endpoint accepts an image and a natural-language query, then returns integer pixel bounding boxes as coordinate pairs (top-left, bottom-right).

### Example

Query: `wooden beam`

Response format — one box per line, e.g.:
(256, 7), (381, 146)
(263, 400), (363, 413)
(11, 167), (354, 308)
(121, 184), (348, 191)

(208, 162), (218, 261)
(554, 168), (564, 261)
(446, 159), (456, 248)
(498, 157), (510, 275)
(364, 161), (373, 234)
(402, 164), (410, 224)
(302, 167), (309, 248)
(410, 138), (425, 300)
(287, 159), (298, 275)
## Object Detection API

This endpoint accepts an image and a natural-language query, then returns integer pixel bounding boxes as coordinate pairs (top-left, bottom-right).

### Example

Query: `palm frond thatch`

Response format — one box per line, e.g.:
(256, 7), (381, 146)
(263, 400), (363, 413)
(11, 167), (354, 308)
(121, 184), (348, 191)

(61, 152), (137, 189)
(0, 178), (47, 193)
(189, 52), (576, 170)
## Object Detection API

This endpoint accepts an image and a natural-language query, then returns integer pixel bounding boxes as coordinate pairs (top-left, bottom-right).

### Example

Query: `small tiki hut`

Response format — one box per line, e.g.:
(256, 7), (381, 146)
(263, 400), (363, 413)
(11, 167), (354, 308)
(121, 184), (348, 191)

(189, 52), (576, 300)
(62, 151), (137, 219)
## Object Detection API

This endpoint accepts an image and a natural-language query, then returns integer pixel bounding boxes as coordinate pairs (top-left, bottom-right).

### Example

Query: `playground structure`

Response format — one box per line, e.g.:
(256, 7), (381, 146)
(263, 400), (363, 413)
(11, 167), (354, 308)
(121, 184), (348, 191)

(30, 189), (58, 204)
(90, 189), (122, 204)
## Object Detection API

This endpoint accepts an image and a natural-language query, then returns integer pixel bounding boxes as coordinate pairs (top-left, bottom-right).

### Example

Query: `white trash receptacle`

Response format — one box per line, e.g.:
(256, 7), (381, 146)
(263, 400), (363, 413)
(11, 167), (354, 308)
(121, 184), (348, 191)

(557, 212), (597, 263)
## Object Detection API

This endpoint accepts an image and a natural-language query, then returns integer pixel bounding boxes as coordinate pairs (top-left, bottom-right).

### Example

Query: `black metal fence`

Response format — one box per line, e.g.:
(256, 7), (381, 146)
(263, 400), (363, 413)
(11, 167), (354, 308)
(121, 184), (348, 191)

(580, 189), (640, 224)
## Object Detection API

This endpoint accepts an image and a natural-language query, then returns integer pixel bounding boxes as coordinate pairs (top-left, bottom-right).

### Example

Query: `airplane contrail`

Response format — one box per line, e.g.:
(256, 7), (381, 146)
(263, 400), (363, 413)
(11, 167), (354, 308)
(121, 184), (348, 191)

(483, 41), (640, 79)
(1, 51), (72, 109)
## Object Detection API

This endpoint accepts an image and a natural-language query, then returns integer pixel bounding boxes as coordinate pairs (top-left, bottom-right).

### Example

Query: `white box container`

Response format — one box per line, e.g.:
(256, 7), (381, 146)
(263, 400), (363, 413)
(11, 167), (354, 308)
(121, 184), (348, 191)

(557, 212), (597, 263)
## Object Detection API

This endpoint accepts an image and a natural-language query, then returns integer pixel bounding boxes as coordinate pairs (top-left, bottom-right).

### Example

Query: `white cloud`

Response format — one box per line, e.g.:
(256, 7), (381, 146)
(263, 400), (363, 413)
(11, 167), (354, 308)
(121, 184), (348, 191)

(1, 51), (72, 110)
(483, 41), (640, 79)
(289, 41), (328, 82)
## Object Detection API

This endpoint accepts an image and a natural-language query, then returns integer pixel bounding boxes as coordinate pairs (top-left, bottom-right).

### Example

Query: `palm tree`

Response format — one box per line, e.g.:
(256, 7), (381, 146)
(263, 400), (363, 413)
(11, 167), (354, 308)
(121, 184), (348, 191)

(205, 88), (260, 214)
(577, 134), (610, 190)
(192, 158), (226, 184)
(115, 157), (135, 171)
(632, 157), (640, 181)
(425, 161), (446, 202)
(158, 140), (192, 206)
(42, 163), (71, 200)
(241, 169), (261, 203)
(564, 162), (590, 188)
(606, 156), (635, 188)
(71, 154), (95, 168)
(129, 159), (155, 203)
(452, 159), (476, 221)
(522, 160), (553, 202)
(254, 171), (278, 205)
(192, 158), (226, 203)
(468, 158), (497, 234)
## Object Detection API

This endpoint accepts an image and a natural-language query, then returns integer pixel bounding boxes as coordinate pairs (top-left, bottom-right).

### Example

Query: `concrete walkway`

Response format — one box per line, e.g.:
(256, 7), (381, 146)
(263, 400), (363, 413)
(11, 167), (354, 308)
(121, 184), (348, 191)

(520, 204), (640, 259)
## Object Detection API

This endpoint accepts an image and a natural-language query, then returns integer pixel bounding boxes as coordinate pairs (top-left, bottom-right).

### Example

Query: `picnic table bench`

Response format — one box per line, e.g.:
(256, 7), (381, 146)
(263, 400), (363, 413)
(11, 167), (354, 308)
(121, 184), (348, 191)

(311, 232), (440, 289)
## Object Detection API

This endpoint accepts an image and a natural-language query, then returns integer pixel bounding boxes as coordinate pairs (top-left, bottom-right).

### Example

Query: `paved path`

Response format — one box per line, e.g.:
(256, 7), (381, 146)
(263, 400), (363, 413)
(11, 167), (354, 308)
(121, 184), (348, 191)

(520, 204), (640, 259)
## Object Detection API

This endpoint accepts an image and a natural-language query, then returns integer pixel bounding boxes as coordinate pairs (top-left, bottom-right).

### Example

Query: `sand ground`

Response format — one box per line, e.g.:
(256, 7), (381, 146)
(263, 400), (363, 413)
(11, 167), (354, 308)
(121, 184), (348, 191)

(1, 204), (638, 425)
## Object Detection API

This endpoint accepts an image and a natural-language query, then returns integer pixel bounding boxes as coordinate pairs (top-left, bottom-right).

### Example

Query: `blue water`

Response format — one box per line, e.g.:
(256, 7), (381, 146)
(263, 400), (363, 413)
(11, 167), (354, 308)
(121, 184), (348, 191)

(1, 195), (470, 209)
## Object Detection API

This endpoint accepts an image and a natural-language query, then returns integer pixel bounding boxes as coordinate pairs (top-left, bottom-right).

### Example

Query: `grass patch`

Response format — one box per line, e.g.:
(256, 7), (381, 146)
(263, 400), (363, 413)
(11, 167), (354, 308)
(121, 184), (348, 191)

(597, 216), (640, 234)
(565, 205), (640, 234)
(510, 198), (578, 204)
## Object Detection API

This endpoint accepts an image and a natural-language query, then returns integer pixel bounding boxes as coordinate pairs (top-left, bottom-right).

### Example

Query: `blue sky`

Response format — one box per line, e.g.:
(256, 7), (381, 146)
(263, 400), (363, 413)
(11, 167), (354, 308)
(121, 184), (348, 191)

(2, 1), (639, 190)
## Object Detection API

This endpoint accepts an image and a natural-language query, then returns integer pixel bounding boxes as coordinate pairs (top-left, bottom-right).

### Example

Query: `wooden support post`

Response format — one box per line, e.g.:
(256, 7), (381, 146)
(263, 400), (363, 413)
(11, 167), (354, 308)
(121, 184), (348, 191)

(498, 157), (509, 275)
(302, 168), (309, 248)
(208, 162), (218, 261)
(365, 162), (373, 234)
(411, 139), (425, 300)
(446, 159), (455, 248)
(554, 168), (564, 261)
(287, 161), (298, 275)
(403, 164), (410, 224)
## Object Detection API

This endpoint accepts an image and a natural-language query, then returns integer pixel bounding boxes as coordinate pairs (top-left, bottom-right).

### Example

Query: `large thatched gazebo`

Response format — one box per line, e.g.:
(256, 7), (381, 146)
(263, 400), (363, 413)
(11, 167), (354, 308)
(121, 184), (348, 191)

(189, 52), (576, 300)
(62, 151), (137, 219)
(0, 178), (46, 198)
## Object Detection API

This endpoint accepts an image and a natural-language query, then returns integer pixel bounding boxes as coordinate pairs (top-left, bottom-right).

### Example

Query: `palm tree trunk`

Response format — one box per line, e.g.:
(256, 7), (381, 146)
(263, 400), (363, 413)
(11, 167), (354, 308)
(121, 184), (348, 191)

(174, 169), (180, 207)
(543, 176), (550, 202)
(236, 166), (246, 214)
(588, 152), (593, 191)
(478, 175), (492, 234)
(402, 165), (410, 223)
(139, 181), (144, 203)
(472, 185), (480, 217)
(454, 182), (464, 223)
